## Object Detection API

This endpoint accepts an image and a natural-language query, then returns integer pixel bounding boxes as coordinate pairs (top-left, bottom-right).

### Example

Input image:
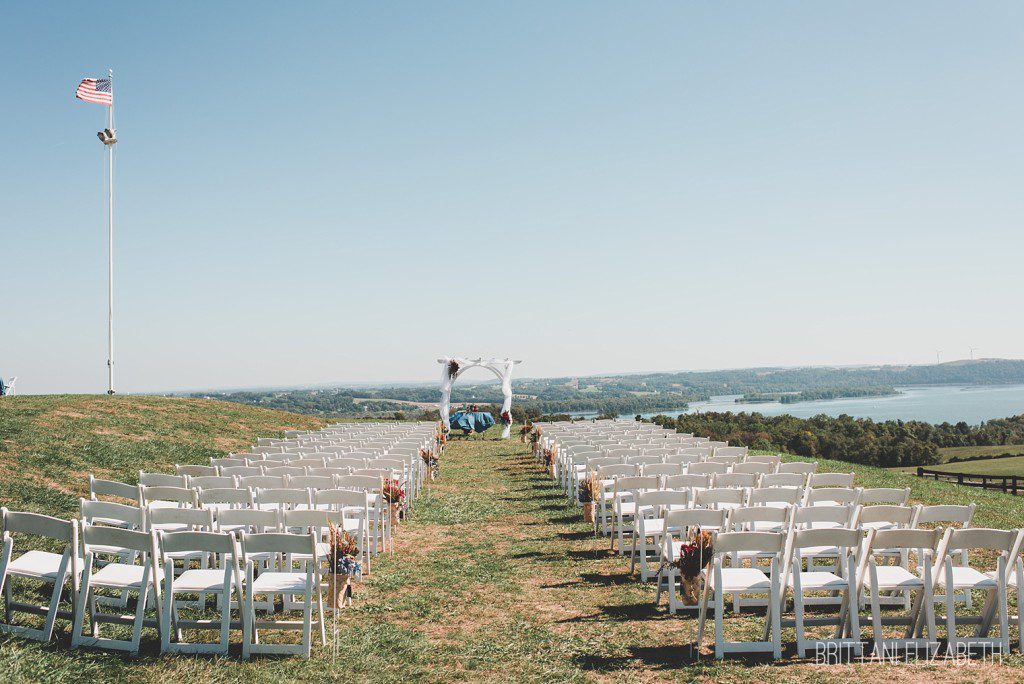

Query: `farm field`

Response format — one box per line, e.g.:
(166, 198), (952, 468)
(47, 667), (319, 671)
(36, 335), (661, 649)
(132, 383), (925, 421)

(1, 396), (1024, 682)
(938, 444), (1024, 461)
(914, 454), (1024, 477)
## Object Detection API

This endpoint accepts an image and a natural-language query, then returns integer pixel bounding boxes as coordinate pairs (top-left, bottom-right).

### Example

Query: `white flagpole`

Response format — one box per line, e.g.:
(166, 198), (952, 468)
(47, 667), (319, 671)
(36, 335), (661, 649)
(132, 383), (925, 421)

(106, 68), (115, 395)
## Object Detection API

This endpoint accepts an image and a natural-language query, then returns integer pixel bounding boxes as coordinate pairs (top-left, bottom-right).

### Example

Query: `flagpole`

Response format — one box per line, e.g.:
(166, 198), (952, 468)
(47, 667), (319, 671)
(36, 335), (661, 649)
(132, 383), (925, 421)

(106, 68), (115, 395)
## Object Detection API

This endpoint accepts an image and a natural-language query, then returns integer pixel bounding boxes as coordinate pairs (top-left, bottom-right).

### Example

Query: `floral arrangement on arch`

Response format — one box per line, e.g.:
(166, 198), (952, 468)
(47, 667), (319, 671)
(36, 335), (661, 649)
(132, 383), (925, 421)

(382, 478), (406, 505)
(447, 360), (460, 379)
(500, 410), (512, 425)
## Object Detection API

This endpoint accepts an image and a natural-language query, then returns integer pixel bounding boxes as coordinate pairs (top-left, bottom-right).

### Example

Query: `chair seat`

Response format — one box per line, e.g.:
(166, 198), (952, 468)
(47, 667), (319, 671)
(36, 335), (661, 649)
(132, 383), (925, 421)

(750, 522), (786, 532)
(289, 542), (330, 563)
(872, 565), (923, 589)
(638, 519), (665, 535)
(251, 571), (309, 594)
(88, 544), (136, 557)
(789, 571), (847, 591)
(800, 545), (840, 556)
(936, 566), (997, 589)
(7, 550), (74, 581)
(173, 568), (235, 592)
(711, 567), (772, 593)
(91, 563), (147, 589)
(617, 503), (637, 516)
(861, 521), (897, 531)
(985, 570), (1019, 588)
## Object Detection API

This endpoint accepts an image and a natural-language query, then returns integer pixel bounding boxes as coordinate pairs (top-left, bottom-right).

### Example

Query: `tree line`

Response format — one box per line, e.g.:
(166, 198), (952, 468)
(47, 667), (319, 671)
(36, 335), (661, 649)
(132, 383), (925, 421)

(649, 411), (1024, 468)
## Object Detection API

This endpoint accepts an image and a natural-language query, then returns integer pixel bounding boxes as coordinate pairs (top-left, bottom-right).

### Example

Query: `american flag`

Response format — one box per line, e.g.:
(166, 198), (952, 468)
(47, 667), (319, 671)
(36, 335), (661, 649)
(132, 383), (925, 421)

(76, 78), (112, 106)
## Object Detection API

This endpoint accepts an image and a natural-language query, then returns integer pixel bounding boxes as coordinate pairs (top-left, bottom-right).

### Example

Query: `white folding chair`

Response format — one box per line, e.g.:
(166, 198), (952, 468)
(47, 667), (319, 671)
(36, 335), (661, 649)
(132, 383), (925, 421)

(856, 528), (940, 657)
(71, 525), (160, 654)
(692, 488), (746, 511)
(747, 486), (803, 509)
(759, 472), (807, 488)
(778, 461), (817, 475)
(933, 527), (1022, 655)
(697, 531), (785, 659)
(240, 531), (325, 659)
(89, 475), (140, 505)
(628, 490), (689, 580)
(611, 476), (659, 552)
(157, 530), (243, 654)
(913, 504), (977, 608)
(858, 487), (911, 506)
(139, 472), (188, 488)
(176, 464), (217, 478)
(0, 509), (80, 642)
(783, 527), (864, 658)
(655, 509), (728, 614)
(808, 472), (855, 489)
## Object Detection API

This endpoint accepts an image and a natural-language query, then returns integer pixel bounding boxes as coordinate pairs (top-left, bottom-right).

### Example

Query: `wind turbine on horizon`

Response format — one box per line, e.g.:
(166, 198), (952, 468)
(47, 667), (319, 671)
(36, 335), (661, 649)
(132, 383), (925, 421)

(935, 350), (942, 365)
(970, 346), (979, 360)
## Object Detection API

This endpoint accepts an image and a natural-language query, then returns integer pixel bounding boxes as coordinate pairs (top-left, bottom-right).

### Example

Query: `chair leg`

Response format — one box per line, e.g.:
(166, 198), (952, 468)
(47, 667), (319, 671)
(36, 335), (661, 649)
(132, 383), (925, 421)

(696, 581), (709, 650)
(794, 587), (806, 658)
(869, 565), (884, 657)
(714, 582), (725, 659)
(71, 575), (90, 648)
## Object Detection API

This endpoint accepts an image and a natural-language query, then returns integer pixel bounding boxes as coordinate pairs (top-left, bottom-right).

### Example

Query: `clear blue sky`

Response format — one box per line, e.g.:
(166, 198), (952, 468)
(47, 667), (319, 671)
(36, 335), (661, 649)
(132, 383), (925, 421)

(4, 2), (1022, 394)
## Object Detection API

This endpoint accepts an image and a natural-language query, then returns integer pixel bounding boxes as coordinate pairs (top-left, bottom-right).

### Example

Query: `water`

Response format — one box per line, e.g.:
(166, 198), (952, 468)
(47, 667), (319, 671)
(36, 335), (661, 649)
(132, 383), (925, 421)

(622, 384), (1024, 425)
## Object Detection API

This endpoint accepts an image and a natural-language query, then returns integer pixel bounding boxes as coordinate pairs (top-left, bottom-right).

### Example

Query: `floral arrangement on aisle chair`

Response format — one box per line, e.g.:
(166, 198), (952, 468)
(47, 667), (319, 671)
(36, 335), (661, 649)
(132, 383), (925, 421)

(519, 422), (533, 443)
(325, 522), (361, 610)
(578, 478), (599, 524)
(542, 446), (557, 478)
(382, 478), (406, 526)
(673, 527), (714, 605)
(420, 447), (439, 481)
(530, 427), (541, 455)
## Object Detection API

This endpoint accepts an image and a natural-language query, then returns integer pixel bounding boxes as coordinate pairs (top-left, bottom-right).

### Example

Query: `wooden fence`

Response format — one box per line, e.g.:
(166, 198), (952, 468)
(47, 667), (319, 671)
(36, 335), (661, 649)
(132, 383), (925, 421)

(916, 467), (1022, 496)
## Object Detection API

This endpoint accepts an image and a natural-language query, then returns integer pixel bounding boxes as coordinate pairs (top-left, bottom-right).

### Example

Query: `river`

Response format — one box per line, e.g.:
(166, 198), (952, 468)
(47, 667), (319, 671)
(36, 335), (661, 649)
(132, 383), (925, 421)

(620, 384), (1024, 424)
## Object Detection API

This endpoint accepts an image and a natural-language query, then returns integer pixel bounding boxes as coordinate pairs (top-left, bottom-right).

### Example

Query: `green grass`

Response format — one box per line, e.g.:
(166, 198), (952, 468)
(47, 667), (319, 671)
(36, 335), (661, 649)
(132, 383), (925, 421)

(1, 397), (1023, 681)
(938, 445), (1024, 462)
(906, 455), (1024, 477)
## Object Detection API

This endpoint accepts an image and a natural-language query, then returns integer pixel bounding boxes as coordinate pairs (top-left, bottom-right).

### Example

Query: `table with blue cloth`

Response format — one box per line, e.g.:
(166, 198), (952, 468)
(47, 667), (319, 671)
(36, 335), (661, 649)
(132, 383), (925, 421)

(449, 411), (495, 434)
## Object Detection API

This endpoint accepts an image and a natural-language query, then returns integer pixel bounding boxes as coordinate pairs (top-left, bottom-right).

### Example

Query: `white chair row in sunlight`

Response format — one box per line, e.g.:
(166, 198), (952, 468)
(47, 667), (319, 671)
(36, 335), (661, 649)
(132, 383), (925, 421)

(0, 421), (442, 658)
(679, 525), (1024, 660)
(0, 508), (354, 657)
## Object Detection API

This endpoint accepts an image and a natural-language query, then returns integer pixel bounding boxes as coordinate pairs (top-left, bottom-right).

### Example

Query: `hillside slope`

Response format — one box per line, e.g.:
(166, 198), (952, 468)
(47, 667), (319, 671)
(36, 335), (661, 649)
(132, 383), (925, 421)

(0, 395), (326, 516)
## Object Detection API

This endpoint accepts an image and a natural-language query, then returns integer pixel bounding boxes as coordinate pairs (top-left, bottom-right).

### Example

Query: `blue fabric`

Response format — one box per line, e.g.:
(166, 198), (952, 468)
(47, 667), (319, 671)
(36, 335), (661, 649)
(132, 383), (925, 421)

(449, 411), (495, 433)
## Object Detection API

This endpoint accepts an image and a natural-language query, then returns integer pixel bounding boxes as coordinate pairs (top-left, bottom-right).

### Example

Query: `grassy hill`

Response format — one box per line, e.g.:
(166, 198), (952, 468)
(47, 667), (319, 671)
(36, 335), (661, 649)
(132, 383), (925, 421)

(1, 397), (1023, 681)
(0, 395), (326, 517)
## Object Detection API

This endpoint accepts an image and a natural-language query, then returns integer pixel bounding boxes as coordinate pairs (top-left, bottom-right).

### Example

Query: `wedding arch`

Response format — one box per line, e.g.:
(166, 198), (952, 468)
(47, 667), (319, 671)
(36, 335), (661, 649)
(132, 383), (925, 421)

(438, 357), (521, 439)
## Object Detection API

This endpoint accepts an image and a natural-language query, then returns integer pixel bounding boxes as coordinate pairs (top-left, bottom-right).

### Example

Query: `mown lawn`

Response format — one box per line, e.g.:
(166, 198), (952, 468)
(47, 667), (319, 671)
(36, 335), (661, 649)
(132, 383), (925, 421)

(907, 455), (1024, 477)
(938, 445), (1024, 462)
(0, 397), (1023, 682)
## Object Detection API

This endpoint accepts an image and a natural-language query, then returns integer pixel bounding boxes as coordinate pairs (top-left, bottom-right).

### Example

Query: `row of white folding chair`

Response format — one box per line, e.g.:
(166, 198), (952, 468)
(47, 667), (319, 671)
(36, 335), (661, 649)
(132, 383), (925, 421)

(90, 478), (388, 558)
(561, 451), (813, 499)
(79, 524), (327, 656)
(636, 501), (911, 583)
(612, 483), (908, 560)
(80, 497), (371, 573)
(590, 467), (845, 533)
(665, 523), (1024, 660)
(0, 508), (335, 656)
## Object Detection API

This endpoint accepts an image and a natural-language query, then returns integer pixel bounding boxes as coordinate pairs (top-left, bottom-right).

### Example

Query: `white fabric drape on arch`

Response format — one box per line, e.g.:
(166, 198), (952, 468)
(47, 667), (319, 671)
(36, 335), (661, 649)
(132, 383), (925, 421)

(437, 357), (520, 439)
